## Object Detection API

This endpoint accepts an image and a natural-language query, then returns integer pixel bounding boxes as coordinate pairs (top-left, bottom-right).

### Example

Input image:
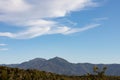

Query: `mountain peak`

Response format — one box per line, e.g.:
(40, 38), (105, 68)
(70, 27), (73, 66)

(49, 57), (69, 63)
(54, 56), (63, 59)
(29, 58), (46, 62)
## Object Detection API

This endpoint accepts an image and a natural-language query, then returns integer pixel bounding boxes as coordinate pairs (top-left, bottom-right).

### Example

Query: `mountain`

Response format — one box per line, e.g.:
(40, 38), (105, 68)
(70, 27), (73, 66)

(4, 57), (120, 76)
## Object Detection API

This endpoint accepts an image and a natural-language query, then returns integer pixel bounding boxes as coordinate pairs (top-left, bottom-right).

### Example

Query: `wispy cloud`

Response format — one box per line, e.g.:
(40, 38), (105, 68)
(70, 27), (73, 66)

(0, 23), (100, 39)
(0, 43), (8, 51)
(93, 17), (108, 21)
(0, 43), (7, 46)
(0, 0), (99, 39)
(0, 48), (8, 51)
(62, 24), (101, 35)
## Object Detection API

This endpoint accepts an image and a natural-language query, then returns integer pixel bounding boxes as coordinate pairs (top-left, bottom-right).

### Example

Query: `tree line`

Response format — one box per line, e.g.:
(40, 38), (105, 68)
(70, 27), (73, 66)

(0, 66), (120, 80)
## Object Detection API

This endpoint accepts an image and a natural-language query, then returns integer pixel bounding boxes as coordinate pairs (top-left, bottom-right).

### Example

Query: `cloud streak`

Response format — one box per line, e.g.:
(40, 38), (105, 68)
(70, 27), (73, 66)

(94, 17), (108, 21)
(0, 43), (7, 46)
(0, 23), (101, 39)
(0, 43), (8, 51)
(0, 0), (99, 39)
(62, 24), (101, 35)
(0, 48), (8, 51)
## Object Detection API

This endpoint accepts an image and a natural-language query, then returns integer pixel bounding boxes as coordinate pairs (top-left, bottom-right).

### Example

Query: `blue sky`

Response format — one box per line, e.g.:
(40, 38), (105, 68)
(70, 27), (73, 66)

(0, 0), (120, 64)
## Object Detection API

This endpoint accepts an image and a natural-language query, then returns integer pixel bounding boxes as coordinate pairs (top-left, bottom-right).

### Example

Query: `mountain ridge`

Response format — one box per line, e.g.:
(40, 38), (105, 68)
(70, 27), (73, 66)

(2, 57), (120, 76)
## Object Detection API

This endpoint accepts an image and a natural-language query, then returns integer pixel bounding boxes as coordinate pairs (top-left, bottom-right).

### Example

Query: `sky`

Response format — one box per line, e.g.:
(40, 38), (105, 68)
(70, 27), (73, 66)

(0, 0), (120, 64)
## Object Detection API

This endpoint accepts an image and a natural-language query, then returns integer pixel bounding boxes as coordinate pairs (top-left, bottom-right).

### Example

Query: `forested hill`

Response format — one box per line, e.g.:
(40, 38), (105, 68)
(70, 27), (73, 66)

(0, 66), (120, 80)
(5, 57), (120, 76)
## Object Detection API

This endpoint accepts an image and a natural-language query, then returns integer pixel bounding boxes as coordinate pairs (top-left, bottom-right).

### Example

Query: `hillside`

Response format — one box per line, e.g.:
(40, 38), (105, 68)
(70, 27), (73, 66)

(4, 57), (120, 76)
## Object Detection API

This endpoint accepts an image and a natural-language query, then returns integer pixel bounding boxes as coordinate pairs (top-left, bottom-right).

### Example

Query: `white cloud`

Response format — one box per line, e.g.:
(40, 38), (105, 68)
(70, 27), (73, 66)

(0, 0), (31, 13)
(0, 32), (14, 38)
(0, 0), (99, 39)
(0, 0), (97, 22)
(0, 43), (7, 46)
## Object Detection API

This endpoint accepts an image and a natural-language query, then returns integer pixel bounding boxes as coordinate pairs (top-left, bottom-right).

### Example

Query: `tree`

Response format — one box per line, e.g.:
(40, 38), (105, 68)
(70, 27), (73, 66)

(1, 70), (8, 80)
(93, 66), (107, 77)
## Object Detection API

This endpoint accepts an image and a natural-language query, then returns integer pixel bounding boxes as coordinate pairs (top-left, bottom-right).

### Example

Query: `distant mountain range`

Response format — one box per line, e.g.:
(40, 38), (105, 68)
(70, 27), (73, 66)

(2, 57), (120, 76)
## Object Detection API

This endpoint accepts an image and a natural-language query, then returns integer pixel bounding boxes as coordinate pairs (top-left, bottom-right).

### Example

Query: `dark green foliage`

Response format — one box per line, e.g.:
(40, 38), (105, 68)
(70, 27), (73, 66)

(0, 66), (120, 80)
(93, 66), (107, 77)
